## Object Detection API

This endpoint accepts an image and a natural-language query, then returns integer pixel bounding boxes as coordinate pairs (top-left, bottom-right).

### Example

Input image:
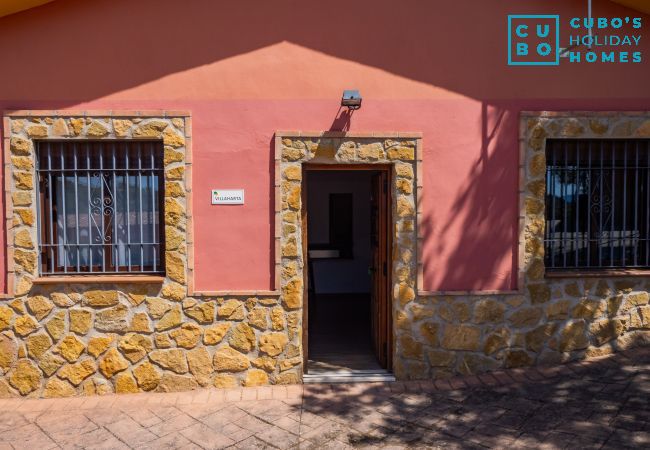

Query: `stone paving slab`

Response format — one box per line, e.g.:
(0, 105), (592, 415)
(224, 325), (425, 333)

(0, 347), (648, 449)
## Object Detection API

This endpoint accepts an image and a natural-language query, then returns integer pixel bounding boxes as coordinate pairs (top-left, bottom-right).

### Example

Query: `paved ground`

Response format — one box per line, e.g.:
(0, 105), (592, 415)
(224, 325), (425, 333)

(0, 348), (648, 449)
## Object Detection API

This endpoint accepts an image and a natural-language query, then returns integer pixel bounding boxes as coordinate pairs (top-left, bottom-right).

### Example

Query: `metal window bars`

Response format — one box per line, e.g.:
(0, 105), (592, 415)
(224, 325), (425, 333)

(35, 140), (165, 275)
(545, 138), (650, 270)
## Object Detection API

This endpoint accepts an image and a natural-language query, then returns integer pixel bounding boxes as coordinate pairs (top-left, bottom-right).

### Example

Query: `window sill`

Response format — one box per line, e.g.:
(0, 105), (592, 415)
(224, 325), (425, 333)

(33, 275), (166, 285)
(191, 290), (281, 297)
(545, 269), (650, 278)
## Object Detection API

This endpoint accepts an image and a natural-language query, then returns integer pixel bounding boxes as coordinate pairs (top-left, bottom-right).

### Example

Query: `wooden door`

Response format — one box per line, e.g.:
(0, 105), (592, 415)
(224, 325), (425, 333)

(370, 171), (389, 368)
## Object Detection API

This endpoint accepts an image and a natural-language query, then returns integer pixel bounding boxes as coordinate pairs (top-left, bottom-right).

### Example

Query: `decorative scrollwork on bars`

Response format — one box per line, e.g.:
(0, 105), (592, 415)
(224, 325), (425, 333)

(89, 172), (115, 243)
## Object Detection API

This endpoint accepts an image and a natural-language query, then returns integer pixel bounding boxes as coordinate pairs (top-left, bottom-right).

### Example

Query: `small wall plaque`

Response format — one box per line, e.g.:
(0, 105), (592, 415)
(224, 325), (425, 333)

(211, 189), (244, 205)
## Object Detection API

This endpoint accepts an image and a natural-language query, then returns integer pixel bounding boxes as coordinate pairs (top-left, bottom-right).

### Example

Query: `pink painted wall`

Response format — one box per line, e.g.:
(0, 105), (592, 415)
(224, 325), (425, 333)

(1, 0), (649, 292)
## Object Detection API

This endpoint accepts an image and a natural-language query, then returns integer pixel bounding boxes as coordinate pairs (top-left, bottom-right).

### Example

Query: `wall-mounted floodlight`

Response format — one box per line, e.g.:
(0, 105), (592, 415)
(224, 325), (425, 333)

(341, 90), (362, 110)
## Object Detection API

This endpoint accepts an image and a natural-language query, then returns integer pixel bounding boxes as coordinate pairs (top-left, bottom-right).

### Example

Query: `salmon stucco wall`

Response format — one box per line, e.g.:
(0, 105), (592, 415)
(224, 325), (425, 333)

(0, 0), (649, 294)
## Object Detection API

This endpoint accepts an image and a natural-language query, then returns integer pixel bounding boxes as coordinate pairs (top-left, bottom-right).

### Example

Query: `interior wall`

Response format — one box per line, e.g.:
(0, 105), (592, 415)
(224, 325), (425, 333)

(307, 171), (372, 294)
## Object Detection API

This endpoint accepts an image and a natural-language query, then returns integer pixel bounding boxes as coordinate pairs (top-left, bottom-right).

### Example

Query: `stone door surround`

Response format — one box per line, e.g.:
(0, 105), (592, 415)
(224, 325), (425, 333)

(274, 131), (423, 377)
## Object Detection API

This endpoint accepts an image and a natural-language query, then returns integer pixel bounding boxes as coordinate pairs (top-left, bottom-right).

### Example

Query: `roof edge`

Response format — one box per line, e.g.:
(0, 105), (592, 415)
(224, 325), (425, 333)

(0, 0), (55, 18)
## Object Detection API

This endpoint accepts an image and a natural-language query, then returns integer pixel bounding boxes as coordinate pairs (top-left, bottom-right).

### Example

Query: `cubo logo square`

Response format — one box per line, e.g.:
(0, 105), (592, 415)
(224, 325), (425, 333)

(508, 15), (560, 66)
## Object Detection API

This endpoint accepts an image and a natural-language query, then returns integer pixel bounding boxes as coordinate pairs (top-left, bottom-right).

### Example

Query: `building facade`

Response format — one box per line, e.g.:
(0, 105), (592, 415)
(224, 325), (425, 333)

(0, 0), (649, 397)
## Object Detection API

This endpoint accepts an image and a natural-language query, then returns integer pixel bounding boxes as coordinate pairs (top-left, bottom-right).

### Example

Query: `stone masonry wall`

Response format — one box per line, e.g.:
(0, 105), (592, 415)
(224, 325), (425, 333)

(0, 113), (299, 398)
(1, 113), (648, 398)
(394, 112), (650, 380)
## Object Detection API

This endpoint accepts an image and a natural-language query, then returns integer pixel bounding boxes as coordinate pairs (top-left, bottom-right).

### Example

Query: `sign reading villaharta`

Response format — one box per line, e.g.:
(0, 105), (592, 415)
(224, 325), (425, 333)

(508, 14), (643, 66)
(211, 189), (245, 205)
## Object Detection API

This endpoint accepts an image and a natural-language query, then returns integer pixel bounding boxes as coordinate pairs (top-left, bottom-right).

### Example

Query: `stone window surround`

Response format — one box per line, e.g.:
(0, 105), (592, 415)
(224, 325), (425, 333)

(521, 110), (650, 282)
(2, 110), (196, 297)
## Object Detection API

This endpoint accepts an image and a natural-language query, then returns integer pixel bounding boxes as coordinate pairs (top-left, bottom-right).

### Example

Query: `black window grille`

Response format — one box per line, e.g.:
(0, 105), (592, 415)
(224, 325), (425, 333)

(545, 138), (650, 270)
(36, 140), (165, 275)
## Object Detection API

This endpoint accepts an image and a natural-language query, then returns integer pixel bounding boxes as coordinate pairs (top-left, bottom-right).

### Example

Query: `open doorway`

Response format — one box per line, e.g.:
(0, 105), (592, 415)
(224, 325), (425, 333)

(303, 166), (393, 382)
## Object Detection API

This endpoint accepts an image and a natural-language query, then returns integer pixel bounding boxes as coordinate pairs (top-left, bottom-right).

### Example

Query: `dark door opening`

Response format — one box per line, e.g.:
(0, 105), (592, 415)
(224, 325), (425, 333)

(302, 166), (392, 378)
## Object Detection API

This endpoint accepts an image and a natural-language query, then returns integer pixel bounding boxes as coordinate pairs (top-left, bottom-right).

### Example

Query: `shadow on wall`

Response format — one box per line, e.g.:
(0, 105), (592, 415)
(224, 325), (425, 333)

(1, 0), (649, 293)
(420, 102), (519, 290)
(293, 347), (649, 448)
(329, 108), (354, 132)
(0, 0), (648, 106)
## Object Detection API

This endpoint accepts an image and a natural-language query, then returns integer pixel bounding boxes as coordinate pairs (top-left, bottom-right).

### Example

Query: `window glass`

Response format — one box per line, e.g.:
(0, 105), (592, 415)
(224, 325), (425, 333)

(545, 139), (650, 270)
(38, 140), (164, 274)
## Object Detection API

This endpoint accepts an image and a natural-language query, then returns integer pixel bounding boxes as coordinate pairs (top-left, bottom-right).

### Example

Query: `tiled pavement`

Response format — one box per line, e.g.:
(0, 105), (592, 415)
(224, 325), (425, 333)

(0, 348), (649, 449)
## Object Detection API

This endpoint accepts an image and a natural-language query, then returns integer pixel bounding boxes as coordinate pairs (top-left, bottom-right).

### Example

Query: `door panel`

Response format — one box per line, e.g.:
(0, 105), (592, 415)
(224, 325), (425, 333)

(370, 171), (389, 368)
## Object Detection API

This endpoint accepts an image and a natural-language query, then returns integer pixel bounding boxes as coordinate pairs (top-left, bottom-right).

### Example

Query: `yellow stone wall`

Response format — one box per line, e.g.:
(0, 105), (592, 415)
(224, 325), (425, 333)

(397, 112), (650, 380)
(2, 113), (648, 398)
(0, 114), (301, 398)
(519, 113), (650, 363)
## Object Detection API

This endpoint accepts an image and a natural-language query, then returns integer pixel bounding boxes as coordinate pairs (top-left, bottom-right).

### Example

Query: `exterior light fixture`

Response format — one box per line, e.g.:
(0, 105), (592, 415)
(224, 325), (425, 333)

(341, 90), (362, 110)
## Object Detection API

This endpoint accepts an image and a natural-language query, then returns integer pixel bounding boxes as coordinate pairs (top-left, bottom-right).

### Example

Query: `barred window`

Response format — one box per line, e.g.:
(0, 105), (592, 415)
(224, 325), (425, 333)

(545, 139), (650, 270)
(36, 141), (165, 275)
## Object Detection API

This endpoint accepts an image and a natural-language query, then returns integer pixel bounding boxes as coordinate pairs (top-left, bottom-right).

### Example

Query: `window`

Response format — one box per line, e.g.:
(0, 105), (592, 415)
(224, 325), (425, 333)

(36, 141), (165, 275)
(545, 138), (650, 270)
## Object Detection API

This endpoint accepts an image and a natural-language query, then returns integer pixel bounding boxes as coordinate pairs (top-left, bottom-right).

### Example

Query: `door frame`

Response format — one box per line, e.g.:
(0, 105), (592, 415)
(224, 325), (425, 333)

(301, 163), (393, 372)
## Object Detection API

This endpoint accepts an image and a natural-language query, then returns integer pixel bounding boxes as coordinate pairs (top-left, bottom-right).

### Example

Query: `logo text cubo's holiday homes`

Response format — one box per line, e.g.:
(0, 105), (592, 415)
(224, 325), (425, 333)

(508, 14), (643, 66)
